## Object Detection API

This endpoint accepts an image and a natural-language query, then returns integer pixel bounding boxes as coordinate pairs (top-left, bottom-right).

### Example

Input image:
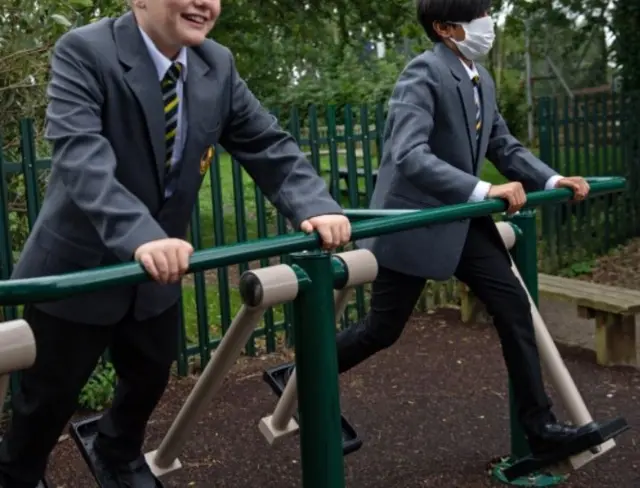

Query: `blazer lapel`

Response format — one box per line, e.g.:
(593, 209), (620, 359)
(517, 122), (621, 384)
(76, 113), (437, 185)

(172, 48), (222, 194)
(114, 12), (166, 187)
(476, 74), (495, 169)
(459, 80), (478, 163)
(434, 44), (477, 163)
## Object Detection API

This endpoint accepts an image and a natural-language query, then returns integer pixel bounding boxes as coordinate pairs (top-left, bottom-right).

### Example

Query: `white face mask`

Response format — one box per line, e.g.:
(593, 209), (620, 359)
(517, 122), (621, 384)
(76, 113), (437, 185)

(451, 16), (495, 61)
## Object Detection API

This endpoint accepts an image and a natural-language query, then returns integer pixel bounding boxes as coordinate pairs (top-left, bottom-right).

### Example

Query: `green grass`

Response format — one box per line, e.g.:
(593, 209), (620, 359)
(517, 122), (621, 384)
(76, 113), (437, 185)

(194, 143), (625, 247)
(194, 152), (509, 246)
(180, 282), (242, 338)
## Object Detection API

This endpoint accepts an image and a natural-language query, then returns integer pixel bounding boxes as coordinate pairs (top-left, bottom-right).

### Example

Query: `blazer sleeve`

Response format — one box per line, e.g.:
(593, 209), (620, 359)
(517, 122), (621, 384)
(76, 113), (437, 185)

(385, 54), (481, 204)
(218, 51), (343, 230)
(45, 31), (167, 261)
(485, 98), (559, 192)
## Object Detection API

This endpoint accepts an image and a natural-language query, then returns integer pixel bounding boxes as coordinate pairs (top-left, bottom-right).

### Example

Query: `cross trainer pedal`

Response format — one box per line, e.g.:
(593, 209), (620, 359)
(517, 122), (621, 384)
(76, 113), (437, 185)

(503, 417), (630, 481)
(69, 415), (164, 487)
(263, 362), (363, 456)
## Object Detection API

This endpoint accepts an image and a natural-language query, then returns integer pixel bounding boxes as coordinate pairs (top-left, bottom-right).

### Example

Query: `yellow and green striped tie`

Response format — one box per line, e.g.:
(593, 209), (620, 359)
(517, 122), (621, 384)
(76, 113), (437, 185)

(162, 62), (182, 192)
(472, 75), (482, 138)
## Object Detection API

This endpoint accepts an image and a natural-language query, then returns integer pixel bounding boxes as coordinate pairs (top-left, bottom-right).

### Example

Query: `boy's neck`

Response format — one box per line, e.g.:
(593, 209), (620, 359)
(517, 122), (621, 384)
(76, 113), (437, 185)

(134, 11), (182, 60)
(459, 56), (473, 68)
(441, 40), (473, 68)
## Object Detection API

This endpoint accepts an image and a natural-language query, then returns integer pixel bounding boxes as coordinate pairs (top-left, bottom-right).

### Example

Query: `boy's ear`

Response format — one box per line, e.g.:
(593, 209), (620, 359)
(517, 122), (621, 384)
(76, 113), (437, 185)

(432, 20), (451, 39)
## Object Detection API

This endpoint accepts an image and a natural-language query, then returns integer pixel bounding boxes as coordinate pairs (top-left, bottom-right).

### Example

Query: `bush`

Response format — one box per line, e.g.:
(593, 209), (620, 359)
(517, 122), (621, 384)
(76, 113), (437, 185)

(495, 69), (529, 142)
(78, 361), (116, 412)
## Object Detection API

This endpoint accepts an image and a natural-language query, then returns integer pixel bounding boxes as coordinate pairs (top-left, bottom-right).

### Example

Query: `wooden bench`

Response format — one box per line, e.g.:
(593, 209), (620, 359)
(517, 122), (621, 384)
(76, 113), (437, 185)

(537, 273), (640, 367)
(458, 274), (640, 367)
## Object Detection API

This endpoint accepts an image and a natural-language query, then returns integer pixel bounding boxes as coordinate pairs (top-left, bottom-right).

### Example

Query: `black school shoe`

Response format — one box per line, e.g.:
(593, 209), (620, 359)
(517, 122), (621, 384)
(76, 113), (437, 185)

(527, 421), (583, 454)
(92, 441), (161, 488)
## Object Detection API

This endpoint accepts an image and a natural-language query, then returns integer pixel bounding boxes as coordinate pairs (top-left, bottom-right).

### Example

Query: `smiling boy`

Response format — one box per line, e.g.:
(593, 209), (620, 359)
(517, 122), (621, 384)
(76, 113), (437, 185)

(0, 1), (350, 486)
(335, 0), (597, 457)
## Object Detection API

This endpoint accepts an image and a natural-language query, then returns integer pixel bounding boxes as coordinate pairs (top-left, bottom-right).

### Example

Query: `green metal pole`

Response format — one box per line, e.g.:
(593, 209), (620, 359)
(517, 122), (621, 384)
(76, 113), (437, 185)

(509, 210), (539, 459)
(0, 177), (627, 307)
(289, 251), (345, 488)
(492, 210), (566, 486)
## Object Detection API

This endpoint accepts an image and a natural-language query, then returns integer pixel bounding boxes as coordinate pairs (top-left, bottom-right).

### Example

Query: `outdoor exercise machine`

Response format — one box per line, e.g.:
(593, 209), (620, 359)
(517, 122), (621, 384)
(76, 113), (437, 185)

(258, 211), (629, 487)
(0, 320), (36, 399)
(257, 249), (377, 455)
(65, 249), (376, 487)
(498, 222), (629, 481)
(0, 319), (46, 487)
(493, 219), (627, 484)
(0, 176), (630, 488)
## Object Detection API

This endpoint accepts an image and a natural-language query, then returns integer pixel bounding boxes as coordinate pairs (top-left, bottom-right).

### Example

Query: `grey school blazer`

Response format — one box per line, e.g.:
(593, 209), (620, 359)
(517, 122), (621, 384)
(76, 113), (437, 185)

(358, 42), (558, 280)
(11, 12), (342, 324)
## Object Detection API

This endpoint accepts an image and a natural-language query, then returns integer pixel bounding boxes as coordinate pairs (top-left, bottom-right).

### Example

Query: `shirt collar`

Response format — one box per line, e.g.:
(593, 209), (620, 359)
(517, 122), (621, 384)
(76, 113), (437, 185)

(459, 58), (479, 80)
(138, 27), (188, 82)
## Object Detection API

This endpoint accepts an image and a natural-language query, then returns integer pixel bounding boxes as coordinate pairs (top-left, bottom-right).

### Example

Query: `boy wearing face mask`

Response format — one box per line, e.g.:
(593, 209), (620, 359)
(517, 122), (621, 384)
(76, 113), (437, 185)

(333, 0), (597, 457)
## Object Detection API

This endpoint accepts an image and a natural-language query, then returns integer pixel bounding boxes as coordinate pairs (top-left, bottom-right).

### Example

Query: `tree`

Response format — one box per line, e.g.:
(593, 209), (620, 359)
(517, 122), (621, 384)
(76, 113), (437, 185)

(612, 0), (640, 91)
(611, 0), (640, 212)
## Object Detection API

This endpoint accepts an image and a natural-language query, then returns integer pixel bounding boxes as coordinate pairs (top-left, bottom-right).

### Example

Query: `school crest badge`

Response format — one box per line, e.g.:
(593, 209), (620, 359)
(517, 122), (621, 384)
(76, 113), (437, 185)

(200, 146), (214, 176)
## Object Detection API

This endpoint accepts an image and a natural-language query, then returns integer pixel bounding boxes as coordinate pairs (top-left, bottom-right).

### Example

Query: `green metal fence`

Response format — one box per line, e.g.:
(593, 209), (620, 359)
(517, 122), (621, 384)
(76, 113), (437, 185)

(0, 105), (392, 374)
(536, 91), (640, 272)
(1, 96), (638, 370)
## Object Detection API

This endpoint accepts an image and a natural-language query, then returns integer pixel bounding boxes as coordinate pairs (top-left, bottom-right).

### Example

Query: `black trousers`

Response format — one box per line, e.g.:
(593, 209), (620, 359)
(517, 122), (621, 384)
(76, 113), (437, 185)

(0, 302), (179, 488)
(336, 217), (554, 436)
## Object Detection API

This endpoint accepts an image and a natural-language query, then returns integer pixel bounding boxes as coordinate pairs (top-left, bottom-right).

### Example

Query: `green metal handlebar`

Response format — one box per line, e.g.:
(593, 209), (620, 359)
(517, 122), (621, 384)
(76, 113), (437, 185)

(0, 176), (626, 305)
(343, 176), (624, 221)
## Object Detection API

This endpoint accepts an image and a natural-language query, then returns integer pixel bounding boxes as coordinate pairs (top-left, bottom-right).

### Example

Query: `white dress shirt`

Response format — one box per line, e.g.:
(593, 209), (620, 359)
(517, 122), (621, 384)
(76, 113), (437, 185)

(458, 59), (562, 202)
(138, 27), (189, 196)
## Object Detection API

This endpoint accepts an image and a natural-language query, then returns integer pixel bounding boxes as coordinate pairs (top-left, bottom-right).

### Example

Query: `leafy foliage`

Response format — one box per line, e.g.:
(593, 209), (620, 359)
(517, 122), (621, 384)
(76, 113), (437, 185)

(612, 0), (640, 91)
(78, 361), (116, 412)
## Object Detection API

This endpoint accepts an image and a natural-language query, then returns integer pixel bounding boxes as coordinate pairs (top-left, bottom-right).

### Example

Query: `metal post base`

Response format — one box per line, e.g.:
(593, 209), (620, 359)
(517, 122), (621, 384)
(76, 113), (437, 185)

(69, 415), (164, 488)
(489, 456), (568, 486)
(0, 436), (49, 488)
(490, 417), (630, 485)
(263, 363), (363, 456)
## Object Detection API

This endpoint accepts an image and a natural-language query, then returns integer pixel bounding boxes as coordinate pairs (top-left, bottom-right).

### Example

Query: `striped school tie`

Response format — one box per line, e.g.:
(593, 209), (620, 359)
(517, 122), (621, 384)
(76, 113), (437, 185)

(162, 62), (182, 195)
(472, 75), (482, 139)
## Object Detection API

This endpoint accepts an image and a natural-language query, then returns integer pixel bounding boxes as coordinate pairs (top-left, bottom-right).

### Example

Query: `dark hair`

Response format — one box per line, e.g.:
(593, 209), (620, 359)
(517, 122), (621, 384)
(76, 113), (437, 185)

(416, 0), (492, 42)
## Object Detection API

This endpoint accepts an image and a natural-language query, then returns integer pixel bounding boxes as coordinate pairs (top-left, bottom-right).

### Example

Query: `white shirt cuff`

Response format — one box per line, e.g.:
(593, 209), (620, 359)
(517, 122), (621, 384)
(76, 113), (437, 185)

(545, 175), (563, 190)
(468, 180), (492, 202)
